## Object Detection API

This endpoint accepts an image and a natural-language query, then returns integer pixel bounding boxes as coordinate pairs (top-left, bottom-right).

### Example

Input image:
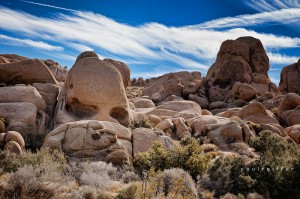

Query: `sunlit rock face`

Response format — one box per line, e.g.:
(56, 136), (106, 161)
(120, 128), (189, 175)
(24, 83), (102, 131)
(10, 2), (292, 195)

(54, 51), (133, 127)
(43, 120), (132, 164)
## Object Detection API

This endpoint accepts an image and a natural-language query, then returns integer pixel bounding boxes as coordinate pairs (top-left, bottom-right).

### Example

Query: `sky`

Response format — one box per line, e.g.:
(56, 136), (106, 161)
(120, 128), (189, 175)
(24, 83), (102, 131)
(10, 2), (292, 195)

(0, 0), (299, 85)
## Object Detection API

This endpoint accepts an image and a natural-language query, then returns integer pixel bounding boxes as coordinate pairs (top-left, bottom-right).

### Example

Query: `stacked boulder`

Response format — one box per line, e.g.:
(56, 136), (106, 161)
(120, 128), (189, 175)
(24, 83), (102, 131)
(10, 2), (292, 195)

(197, 36), (279, 111)
(45, 52), (135, 164)
(0, 58), (59, 145)
(143, 71), (202, 103)
(0, 118), (25, 154)
(2, 34), (300, 166)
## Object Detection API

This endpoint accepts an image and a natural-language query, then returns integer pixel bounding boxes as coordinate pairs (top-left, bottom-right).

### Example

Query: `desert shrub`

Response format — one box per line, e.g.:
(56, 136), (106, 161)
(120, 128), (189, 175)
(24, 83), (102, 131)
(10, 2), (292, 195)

(121, 171), (140, 183)
(247, 130), (300, 198)
(228, 142), (257, 158)
(116, 182), (139, 199)
(199, 131), (300, 198)
(129, 114), (152, 130)
(0, 148), (67, 172)
(0, 163), (73, 199)
(79, 161), (119, 190)
(134, 137), (214, 179)
(201, 155), (254, 197)
(201, 143), (217, 153)
(138, 168), (197, 198)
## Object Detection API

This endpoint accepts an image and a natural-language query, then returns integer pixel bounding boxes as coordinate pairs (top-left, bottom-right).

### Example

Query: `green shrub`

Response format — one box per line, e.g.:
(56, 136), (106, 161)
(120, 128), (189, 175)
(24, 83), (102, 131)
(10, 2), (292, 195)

(134, 137), (214, 179)
(129, 114), (152, 130)
(200, 130), (300, 198)
(247, 130), (300, 198)
(202, 155), (253, 196)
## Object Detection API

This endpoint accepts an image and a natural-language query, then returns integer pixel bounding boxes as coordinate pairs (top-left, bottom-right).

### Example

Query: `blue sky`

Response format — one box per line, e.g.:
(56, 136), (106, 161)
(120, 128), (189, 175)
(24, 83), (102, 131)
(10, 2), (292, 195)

(0, 0), (299, 84)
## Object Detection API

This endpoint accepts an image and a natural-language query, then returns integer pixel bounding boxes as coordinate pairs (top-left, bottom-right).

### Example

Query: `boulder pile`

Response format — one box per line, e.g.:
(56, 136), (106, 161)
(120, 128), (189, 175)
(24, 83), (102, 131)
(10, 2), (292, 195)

(1, 36), (299, 165)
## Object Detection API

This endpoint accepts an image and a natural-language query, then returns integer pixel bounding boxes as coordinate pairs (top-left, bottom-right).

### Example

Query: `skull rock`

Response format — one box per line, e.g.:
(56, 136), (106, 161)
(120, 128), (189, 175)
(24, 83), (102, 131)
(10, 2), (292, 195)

(54, 54), (132, 127)
(43, 120), (132, 164)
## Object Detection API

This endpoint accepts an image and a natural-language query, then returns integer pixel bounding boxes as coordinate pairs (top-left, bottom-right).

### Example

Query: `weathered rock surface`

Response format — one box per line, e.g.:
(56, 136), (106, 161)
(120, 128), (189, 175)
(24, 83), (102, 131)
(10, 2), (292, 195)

(104, 58), (131, 88)
(188, 115), (255, 149)
(43, 120), (132, 164)
(4, 131), (26, 148)
(43, 59), (68, 82)
(4, 141), (23, 154)
(0, 54), (27, 63)
(199, 36), (278, 105)
(0, 131), (25, 154)
(0, 85), (46, 112)
(0, 59), (57, 85)
(218, 102), (279, 124)
(54, 53), (132, 127)
(279, 59), (300, 95)
(132, 128), (174, 157)
(0, 103), (38, 143)
(143, 71), (201, 102)
(0, 84), (59, 145)
(131, 98), (156, 108)
(285, 125), (300, 143)
(277, 93), (300, 126)
(146, 100), (202, 120)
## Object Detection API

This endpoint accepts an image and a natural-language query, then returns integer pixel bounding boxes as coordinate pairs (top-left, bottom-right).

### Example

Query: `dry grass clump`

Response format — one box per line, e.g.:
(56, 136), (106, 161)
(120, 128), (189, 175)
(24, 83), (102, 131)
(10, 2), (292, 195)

(0, 149), (140, 198)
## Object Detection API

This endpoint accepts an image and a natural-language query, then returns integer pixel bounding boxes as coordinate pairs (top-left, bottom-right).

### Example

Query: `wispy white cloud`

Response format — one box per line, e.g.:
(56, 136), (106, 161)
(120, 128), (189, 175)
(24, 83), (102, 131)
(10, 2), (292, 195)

(247, 0), (300, 11)
(189, 8), (300, 29)
(268, 52), (299, 65)
(0, 34), (63, 51)
(66, 42), (93, 52)
(0, 5), (298, 74)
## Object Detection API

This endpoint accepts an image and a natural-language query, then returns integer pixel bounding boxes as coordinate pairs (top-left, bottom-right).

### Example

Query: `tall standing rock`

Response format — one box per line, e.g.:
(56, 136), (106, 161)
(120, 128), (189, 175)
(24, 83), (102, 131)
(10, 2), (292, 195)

(54, 52), (133, 127)
(200, 36), (278, 105)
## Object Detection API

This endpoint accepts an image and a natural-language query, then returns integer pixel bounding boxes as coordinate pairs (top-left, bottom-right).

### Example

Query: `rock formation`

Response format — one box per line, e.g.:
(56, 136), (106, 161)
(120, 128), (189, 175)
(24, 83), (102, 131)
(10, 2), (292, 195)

(279, 59), (300, 95)
(143, 71), (202, 103)
(0, 130), (25, 154)
(1, 36), (299, 167)
(43, 120), (132, 164)
(198, 36), (279, 109)
(0, 58), (59, 145)
(54, 52), (133, 127)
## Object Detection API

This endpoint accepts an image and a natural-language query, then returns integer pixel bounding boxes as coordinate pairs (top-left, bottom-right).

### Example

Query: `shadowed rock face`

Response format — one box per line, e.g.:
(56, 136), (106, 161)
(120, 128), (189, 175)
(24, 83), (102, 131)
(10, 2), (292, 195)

(201, 36), (278, 103)
(279, 59), (300, 95)
(43, 59), (68, 82)
(54, 52), (132, 127)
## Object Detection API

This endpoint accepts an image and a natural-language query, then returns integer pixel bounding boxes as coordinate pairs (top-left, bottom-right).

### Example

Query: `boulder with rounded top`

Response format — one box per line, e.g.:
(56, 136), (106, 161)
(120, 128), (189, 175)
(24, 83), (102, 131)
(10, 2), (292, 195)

(54, 52), (132, 127)
(0, 59), (57, 85)
(43, 120), (132, 164)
